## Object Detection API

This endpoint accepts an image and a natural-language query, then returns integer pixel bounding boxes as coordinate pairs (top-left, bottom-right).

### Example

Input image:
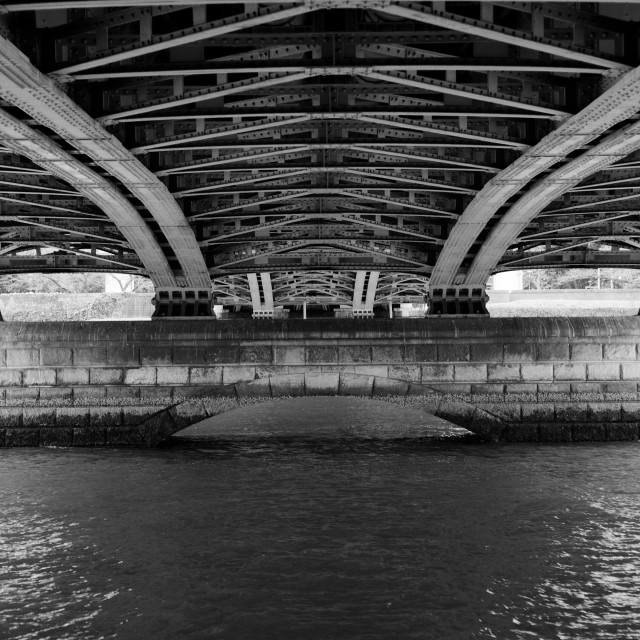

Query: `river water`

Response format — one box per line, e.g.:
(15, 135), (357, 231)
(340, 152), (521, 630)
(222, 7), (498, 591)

(1, 397), (640, 640)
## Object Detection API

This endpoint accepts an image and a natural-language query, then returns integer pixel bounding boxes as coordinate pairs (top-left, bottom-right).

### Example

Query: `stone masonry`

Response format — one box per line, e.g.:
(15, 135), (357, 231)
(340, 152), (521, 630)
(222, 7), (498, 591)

(0, 317), (640, 446)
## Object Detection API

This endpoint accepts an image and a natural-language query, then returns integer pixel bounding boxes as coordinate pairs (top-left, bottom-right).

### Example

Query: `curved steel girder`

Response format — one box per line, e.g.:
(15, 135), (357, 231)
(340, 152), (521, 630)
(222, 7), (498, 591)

(0, 36), (209, 288)
(466, 119), (640, 284)
(0, 107), (174, 284)
(430, 64), (640, 287)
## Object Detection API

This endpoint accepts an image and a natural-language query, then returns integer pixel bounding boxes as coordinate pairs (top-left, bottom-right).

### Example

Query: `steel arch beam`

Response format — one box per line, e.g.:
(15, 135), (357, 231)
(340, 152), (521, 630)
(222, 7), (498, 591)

(466, 119), (640, 284)
(430, 64), (640, 287)
(0, 35), (209, 289)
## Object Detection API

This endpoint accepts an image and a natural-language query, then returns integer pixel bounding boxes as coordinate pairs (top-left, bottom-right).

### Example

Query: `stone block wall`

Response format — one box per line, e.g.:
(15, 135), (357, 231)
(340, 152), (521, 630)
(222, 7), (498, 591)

(0, 317), (639, 446)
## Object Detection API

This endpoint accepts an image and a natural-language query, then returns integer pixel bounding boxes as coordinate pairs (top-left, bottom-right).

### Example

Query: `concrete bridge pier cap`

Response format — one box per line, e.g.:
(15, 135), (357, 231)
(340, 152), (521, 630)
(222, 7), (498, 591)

(0, 317), (639, 447)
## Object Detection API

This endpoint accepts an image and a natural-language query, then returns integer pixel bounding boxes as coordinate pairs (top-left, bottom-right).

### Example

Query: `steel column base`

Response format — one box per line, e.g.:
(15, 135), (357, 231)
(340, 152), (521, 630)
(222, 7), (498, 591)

(427, 286), (489, 316)
(151, 288), (213, 318)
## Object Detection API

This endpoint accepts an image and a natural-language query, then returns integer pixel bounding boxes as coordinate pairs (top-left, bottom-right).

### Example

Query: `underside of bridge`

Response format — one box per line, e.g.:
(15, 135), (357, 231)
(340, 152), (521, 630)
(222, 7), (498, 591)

(0, 0), (639, 316)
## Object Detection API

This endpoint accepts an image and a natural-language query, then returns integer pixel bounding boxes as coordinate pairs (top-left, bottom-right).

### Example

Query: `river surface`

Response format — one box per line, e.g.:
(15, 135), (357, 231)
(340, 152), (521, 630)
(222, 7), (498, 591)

(1, 397), (640, 640)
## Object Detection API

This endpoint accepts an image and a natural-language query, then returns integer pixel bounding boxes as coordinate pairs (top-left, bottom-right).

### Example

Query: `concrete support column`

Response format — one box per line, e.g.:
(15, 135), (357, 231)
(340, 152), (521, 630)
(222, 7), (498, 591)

(427, 285), (489, 316)
(248, 272), (275, 318)
(352, 270), (379, 318)
(151, 288), (214, 318)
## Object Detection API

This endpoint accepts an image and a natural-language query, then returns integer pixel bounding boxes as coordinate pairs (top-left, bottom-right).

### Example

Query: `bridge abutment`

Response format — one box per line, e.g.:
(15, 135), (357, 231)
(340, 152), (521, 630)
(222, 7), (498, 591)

(0, 318), (639, 446)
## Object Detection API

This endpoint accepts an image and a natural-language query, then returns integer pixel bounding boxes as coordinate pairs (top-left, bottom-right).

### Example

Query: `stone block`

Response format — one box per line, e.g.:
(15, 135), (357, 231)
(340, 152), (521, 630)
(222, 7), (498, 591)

(270, 374), (305, 397)
(22, 407), (56, 427)
(240, 345), (273, 364)
(222, 366), (256, 385)
(389, 365), (421, 383)
(273, 346), (304, 365)
(622, 362), (640, 380)
(437, 344), (469, 362)
(339, 374), (374, 396)
(105, 386), (139, 401)
(304, 373), (339, 396)
(41, 348), (72, 366)
(90, 407), (123, 427)
(521, 402), (555, 422)
(454, 364), (487, 383)
(588, 402), (621, 422)
(470, 343), (504, 363)
(622, 403), (640, 421)
(571, 383), (604, 395)
(504, 344), (536, 362)
(521, 364), (554, 382)
(56, 408), (90, 427)
(235, 378), (272, 398)
(123, 367), (157, 386)
(537, 383), (571, 396)
(173, 346), (207, 365)
(56, 367), (90, 386)
(306, 345), (339, 364)
(204, 346), (240, 365)
(538, 424), (573, 442)
(106, 345), (139, 365)
(189, 367), (223, 386)
(169, 399), (209, 430)
(353, 365), (388, 378)
(40, 428), (73, 447)
(487, 364), (521, 382)
(0, 349), (7, 367)
(467, 410), (504, 442)
(73, 427), (106, 446)
(421, 364), (454, 383)
(140, 346), (173, 365)
(587, 362), (620, 381)
(256, 365), (285, 379)
(73, 347), (107, 366)
(606, 424), (639, 441)
(572, 424), (606, 442)
(90, 368), (124, 385)
(0, 369), (22, 386)
(555, 402), (589, 422)
(6, 349), (38, 367)
(105, 427), (145, 447)
(403, 344), (437, 363)
(321, 365), (354, 374)
(505, 383), (538, 395)
(339, 346), (371, 363)
(39, 388), (73, 402)
(23, 368), (56, 386)
(74, 386), (107, 401)
(501, 424), (539, 442)
(603, 382), (638, 396)
(471, 383), (505, 395)
(371, 346), (403, 363)
(6, 387), (38, 402)
(201, 396), (238, 418)
(604, 343), (637, 361)
(156, 367), (189, 385)
(537, 343), (569, 362)
(0, 408), (22, 427)
(139, 387), (173, 402)
(372, 377), (409, 396)
(5, 428), (39, 447)
(554, 363), (586, 381)
(570, 343), (603, 361)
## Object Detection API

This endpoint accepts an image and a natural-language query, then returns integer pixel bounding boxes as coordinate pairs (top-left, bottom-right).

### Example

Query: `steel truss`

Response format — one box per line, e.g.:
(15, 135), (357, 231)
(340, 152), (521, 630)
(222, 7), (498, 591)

(0, 1), (637, 315)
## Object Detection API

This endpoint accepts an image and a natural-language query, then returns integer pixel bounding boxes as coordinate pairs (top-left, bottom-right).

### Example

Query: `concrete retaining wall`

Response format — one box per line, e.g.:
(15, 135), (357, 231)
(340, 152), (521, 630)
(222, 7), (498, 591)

(1, 317), (640, 446)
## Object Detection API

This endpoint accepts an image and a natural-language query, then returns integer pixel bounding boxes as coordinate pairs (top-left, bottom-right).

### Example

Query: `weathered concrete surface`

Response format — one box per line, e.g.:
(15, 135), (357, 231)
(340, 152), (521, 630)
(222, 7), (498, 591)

(0, 317), (639, 446)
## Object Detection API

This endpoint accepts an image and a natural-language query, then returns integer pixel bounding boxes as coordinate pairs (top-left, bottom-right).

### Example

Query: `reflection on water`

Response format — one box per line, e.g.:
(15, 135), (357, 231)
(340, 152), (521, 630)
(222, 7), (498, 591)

(0, 398), (639, 639)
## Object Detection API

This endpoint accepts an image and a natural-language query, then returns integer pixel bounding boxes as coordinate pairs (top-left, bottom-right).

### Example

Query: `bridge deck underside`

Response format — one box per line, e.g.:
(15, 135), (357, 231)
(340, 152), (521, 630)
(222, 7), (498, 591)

(0, 1), (639, 314)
